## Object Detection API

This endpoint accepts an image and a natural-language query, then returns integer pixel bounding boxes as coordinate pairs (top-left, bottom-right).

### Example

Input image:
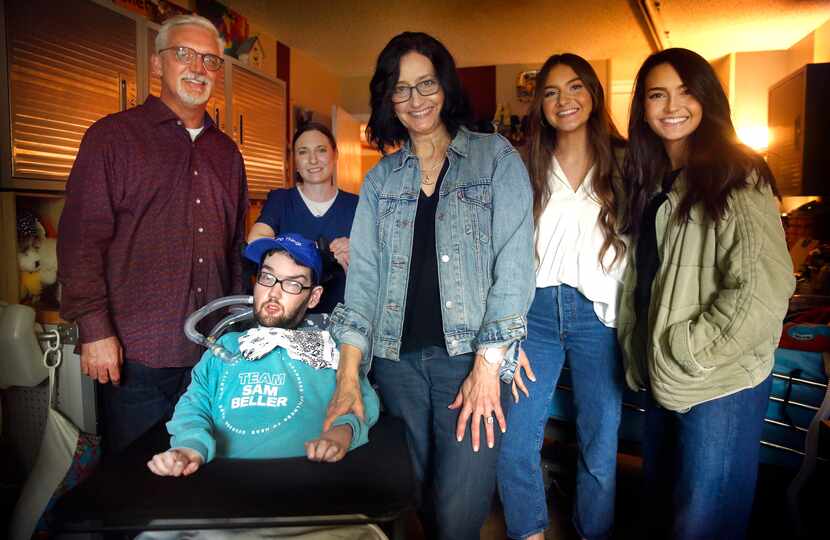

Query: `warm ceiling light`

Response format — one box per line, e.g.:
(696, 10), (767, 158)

(737, 125), (771, 151)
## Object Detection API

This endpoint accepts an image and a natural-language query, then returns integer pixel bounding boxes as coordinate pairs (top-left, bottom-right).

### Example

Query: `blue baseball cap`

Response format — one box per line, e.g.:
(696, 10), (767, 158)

(244, 234), (323, 284)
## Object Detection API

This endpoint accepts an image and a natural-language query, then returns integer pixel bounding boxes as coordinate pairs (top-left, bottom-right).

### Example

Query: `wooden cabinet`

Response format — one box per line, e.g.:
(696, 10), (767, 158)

(230, 63), (287, 199)
(5, 0), (138, 190)
(768, 63), (830, 196)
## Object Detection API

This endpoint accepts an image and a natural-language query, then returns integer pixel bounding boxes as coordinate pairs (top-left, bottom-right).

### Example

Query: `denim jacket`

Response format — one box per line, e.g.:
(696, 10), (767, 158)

(329, 127), (534, 381)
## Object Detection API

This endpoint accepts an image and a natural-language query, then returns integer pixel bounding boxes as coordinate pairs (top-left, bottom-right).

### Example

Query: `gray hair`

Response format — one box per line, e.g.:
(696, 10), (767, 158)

(155, 14), (224, 55)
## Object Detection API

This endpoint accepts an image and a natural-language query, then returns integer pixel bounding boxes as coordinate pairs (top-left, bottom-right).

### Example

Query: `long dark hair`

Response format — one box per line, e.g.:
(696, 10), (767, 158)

(625, 47), (778, 236)
(292, 121), (337, 184)
(527, 53), (627, 269)
(366, 32), (471, 153)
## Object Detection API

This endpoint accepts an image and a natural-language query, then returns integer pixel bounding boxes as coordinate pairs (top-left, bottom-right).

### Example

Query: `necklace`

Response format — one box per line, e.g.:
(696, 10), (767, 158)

(418, 136), (449, 185)
(420, 155), (445, 185)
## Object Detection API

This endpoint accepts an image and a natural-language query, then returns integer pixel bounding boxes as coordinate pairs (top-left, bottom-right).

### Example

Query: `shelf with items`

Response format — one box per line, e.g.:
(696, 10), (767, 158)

(2, 190), (65, 313)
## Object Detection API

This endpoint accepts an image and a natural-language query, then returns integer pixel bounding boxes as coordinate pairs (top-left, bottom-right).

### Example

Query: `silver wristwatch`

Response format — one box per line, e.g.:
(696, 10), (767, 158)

(481, 347), (506, 366)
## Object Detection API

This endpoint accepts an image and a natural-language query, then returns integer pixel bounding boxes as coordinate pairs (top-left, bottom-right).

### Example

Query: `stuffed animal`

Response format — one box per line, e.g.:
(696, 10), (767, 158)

(18, 246), (42, 302)
(16, 209), (62, 305)
(17, 209), (45, 252)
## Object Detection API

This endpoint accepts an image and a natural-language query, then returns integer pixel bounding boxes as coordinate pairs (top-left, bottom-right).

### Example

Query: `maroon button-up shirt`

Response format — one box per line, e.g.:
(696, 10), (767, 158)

(58, 96), (248, 368)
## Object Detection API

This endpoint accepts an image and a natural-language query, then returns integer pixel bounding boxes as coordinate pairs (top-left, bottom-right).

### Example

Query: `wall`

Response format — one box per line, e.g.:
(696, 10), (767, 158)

(332, 105), (363, 194)
(609, 80), (632, 136)
(341, 75), (372, 116)
(608, 58), (634, 136)
(591, 59), (612, 108)
(732, 50), (789, 149)
(495, 63), (539, 119)
(813, 17), (830, 62)
(787, 31), (815, 75)
(458, 65), (496, 127)
(289, 47), (341, 126)
(246, 21), (277, 78)
(710, 54), (733, 102)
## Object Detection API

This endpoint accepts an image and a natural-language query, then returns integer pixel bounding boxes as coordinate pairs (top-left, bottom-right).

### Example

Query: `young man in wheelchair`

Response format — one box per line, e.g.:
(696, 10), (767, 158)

(148, 234), (379, 476)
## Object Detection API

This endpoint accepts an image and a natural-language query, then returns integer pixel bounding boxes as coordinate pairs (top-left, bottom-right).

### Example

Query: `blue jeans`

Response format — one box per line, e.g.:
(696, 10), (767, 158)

(98, 361), (191, 455)
(372, 346), (510, 540)
(642, 374), (772, 540)
(497, 285), (623, 540)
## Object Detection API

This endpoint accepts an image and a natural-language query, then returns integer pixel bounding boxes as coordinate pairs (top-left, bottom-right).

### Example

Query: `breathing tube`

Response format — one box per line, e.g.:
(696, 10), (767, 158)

(183, 294), (254, 362)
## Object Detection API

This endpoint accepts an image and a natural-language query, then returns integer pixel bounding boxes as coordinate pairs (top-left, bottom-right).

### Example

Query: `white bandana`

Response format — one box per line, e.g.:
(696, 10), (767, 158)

(237, 326), (339, 370)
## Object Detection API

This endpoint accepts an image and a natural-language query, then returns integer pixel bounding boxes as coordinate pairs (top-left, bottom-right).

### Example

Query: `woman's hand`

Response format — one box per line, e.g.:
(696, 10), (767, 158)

(511, 347), (536, 403)
(449, 356), (506, 452)
(323, 377), (364, 432)
(147, 448), (204, 477)
(329, 237), (350, 272)
(305, 424), (353, 462)
(323, 344), (365, 432)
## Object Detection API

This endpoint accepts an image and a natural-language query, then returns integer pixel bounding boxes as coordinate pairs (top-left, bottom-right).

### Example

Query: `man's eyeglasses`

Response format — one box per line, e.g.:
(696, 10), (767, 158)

(159, 46), (224, 72)
(256, 271), (312, 295)
(390, 79), (441, 103)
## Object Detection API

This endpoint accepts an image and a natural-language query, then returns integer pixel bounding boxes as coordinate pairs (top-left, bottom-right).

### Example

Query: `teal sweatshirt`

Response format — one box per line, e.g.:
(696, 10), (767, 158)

(166, 331), (380, 463)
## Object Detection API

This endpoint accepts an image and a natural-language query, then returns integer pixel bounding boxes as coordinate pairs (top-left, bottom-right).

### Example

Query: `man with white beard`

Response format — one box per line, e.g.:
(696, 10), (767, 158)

(58, 14), (248, 455)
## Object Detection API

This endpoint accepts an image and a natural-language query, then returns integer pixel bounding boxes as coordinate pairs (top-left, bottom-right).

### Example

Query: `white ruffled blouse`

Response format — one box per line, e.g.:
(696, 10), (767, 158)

(535, 157), (627, 328)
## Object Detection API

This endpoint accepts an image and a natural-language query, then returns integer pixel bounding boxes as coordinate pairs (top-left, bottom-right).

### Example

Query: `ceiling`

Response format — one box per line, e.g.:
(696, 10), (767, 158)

(229, 0), (830, 80)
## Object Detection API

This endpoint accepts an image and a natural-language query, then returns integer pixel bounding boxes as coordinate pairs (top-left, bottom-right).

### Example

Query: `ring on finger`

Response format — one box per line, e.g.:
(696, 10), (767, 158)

(486, 416), (494, 425)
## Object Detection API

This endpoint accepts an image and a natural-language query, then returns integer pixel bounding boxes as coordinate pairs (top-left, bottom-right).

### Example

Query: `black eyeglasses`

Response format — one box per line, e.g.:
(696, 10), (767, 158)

(159, 46), (224, 72)
(256, 271), (312, 295)
(390, 78), (441, 103)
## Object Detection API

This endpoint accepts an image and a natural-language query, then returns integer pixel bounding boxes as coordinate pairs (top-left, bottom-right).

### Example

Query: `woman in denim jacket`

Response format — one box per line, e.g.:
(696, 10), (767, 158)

(323, 32), (534, 540)
(497, 54), (628, 540)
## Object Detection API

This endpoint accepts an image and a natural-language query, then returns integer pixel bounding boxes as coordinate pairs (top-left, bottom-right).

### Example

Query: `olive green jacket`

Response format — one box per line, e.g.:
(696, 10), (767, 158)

(617, 173), (795, 411)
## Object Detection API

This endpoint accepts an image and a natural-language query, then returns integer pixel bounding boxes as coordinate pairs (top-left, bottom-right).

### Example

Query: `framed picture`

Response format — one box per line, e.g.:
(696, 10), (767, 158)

(196, 0), (249, 56)
(516, 70), (540, 102)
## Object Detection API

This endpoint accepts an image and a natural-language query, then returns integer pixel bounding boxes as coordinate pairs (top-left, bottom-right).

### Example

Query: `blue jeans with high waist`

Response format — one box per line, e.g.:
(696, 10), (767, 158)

(497, 285), (623, 540)
(373, 346), (510, 540)
(642, 374), (772, 540)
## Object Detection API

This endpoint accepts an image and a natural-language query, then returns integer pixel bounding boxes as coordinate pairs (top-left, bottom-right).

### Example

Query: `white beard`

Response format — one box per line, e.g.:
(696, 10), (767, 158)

(174, 71), (213, 106)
